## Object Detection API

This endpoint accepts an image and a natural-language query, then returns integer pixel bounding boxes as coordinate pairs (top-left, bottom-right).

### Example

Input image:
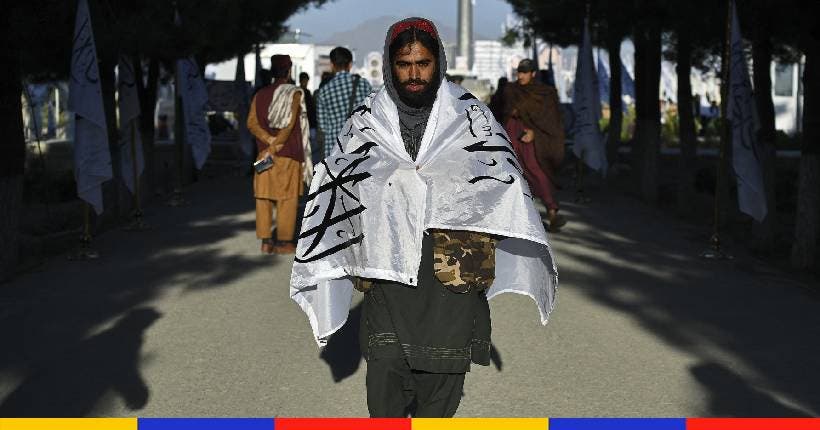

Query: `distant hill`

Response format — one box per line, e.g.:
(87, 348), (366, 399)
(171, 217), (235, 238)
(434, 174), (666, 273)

(317, 15), (489, 64)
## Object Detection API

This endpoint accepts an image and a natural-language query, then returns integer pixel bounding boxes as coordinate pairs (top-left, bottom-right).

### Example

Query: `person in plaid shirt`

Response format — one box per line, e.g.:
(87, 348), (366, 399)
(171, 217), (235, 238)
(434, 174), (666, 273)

(316, 46), (372, 158)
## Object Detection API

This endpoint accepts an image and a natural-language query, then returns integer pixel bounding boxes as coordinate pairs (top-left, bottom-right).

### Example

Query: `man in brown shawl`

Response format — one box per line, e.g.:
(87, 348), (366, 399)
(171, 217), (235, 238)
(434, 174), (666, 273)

(503, 58), (567, 230)
(247, 55), (305, 254)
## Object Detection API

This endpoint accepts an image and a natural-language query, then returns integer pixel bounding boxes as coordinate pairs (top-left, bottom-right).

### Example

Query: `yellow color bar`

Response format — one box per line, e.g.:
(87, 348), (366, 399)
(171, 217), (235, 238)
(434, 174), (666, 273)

(0, 418), (137, 430)
(412, 418), (548, 430)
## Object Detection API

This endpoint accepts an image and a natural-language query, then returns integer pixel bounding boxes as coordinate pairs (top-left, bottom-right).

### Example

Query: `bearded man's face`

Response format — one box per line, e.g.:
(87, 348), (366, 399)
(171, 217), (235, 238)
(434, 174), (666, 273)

(391, 41), (437, 108)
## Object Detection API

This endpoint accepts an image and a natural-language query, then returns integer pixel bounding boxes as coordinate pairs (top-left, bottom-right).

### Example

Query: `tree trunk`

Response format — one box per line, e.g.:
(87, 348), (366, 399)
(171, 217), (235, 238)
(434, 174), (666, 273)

(633, 21), (662, 205)
(791, 48), (820, 270)
(0, 20), (24, 282)
(676, 30), (698, 215)
(752, 35), (778, 253)
(135, 56), (159, 200)
(607, 32), (623, 169)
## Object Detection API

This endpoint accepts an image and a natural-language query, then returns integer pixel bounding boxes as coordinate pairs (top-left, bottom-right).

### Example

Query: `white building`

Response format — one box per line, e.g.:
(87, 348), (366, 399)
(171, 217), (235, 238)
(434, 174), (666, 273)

(472, 40), (528, 85)
(771, 58), (805, 135)
(357, 51), (384, 89)
(205, 43), (336, 92)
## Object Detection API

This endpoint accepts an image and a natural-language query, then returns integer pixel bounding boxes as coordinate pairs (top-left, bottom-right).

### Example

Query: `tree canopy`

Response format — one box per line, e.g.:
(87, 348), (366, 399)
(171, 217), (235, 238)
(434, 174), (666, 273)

(10, 0), (328, 81)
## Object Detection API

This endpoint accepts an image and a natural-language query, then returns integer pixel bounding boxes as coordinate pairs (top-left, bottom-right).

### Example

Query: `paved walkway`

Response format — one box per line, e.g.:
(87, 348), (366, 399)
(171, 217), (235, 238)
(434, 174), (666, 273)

(0, 174), (818, 417)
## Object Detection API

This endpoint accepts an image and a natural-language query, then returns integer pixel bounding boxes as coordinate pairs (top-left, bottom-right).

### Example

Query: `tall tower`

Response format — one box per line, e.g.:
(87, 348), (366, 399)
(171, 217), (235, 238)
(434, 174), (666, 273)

(456, 0), (473, 71)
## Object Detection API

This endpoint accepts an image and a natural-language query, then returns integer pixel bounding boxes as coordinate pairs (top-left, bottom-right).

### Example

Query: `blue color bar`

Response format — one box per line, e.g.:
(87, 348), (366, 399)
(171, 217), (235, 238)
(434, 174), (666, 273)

(550, 418), (686, 430)
(138, 418), (273, 430)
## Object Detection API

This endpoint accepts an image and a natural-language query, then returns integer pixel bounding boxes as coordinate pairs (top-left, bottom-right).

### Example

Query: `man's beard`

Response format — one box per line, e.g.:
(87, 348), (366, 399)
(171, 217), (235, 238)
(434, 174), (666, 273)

(394, 72), (439, 108)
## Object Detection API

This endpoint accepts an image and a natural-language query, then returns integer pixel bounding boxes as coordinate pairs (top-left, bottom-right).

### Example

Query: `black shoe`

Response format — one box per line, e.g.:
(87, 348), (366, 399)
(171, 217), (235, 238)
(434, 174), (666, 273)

(548, 214), (567, 232)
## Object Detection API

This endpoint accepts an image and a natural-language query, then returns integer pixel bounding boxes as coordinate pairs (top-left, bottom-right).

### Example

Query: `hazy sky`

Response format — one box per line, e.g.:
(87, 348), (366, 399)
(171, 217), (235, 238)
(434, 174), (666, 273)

(286, 0), (516, 42)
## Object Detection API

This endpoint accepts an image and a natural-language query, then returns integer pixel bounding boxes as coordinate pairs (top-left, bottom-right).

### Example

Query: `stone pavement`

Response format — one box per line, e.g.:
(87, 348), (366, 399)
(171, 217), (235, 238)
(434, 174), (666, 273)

(0, 174), (818, 417)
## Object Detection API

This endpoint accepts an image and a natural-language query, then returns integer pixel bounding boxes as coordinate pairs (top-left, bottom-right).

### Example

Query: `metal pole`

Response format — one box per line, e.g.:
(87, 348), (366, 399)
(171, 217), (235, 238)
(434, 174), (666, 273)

(69, 202), (100, 260)
(125, 122), (149, 230)
(131, 124), (141, 215)
(574, 2), (593, 205)
(23, 84), (53, 221)
(167, 60), (189, 207)
(82, 202), (91, 244)
(701, 0), (734, 260)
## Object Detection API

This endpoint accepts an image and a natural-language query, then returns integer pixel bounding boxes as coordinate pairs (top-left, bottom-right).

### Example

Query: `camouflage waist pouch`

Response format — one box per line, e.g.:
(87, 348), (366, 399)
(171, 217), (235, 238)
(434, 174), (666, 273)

(432, 230), (497, 294)
(353, 277), (375, 293)
(352, 230), (498, 294)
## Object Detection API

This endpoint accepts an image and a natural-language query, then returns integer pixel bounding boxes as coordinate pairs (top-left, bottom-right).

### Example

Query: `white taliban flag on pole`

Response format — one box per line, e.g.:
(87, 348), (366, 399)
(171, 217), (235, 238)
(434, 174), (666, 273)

(728, 0), (767, 222)
(572, 16), (607, 174)
(176, 57), (212, 169)
(117, 56), (144, 195)
(68, 0), (112, 214)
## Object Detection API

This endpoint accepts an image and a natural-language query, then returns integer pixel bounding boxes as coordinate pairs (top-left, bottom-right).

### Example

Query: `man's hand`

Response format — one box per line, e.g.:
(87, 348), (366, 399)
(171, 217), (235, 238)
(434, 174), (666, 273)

(266, 136), (284, 153)
(521, 129), (535, 143)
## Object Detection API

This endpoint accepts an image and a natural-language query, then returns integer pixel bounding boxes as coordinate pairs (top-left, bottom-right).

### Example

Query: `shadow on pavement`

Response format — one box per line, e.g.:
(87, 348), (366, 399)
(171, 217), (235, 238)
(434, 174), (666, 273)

(0, 176), (276, 416)
(553, 186), (820, 416)
(690, 362), (811, 417)
(320, 303), (364, 383)
(489, 344), (503, 371)
(0, 307), (160, 416)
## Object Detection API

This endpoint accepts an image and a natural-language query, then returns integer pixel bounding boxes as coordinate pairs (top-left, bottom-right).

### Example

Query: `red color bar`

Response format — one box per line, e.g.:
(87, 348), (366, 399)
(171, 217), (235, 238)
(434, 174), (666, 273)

(275, 418), (411, 430)
(687, 418), (820, 430)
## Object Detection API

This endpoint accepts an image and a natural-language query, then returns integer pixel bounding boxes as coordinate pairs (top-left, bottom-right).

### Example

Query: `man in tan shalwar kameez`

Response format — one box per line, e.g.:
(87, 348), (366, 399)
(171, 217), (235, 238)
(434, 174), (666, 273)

(247, 55), (305, 254)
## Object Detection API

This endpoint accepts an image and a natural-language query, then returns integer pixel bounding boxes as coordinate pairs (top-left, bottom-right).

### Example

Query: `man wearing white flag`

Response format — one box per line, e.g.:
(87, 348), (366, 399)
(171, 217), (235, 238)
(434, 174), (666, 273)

(728, 0), (767, 222)
(290, 18), (558, 417)
(68, 0), (112, 215)
(117, 56), (144, 196)
(572, 17), (607, 174)
(176, 57), (212, 170)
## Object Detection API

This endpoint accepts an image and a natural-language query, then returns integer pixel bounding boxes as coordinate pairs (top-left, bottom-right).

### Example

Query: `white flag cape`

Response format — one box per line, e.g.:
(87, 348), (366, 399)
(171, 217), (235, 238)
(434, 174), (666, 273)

(177, 57), (212, 170)
(728, 1), (767, 222)
(68, 0), (112, 214)
(572, 17), (607, 174)
(290, 81), (559, 346)
(117, 56), (144, 195)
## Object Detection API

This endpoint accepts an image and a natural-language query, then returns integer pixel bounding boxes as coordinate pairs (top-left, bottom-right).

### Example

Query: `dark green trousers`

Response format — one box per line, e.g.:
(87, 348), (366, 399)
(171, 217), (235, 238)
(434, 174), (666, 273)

(366, 357), (465, 418)
(360, 234), (491, 417)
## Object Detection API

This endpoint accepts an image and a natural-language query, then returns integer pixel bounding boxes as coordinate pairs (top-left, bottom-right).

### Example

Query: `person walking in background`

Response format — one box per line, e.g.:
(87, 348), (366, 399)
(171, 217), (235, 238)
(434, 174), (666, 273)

(503, 58), (567, 231)
(319, 71), (334, 89)
(299, 72), (321, 166)
(247, 55), (311, 254)
(488, 76), (508, 121)
(315, 46), (372, 159)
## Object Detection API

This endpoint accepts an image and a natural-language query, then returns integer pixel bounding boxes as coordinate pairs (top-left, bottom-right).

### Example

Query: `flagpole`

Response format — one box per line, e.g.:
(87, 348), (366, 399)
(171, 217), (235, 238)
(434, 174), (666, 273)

(126, 122), (149, 230)
(575, 1), (593, 204)
(701, 0), (734, 260)
(24, 84), (53, 221)
(68, 202), (100, 260)
(167, 59), (189, 207)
